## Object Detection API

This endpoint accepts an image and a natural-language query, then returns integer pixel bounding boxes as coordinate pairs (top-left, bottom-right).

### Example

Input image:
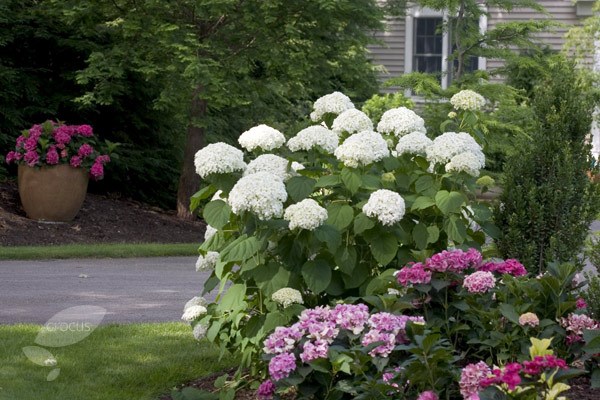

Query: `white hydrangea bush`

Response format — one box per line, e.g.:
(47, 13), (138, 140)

(189, 91), (495, 372)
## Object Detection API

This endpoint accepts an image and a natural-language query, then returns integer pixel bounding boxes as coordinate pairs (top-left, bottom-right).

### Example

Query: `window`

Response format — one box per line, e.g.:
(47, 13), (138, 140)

(413, 18), (443, 76)
(405, 7), (487, 89)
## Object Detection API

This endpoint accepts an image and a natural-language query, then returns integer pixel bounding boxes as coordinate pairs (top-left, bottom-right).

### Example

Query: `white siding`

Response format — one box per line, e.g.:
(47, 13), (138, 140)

(488, 1), (585, 74)
(368, 17), (406, 84)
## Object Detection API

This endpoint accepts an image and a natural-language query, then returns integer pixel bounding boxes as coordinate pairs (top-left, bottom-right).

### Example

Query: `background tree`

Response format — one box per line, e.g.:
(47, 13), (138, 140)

(494, 55), (600, 272)
(48, 0), (405, 218)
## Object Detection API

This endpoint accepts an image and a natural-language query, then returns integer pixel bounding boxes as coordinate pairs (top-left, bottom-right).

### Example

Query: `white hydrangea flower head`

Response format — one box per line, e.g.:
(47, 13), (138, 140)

(228, 171), (288, 220)
(181, 305), (207, 322)
(244, 154), (300, 181)
(272, 287), (304, 308)
(195, 251), (219, 271)
(334, 130), (390, 168)
(395, 131), (433, 156)
(194, 142), (246, 179)
(332, 109), (374, 136)
(283, 199), (328, 231)
(204, 225), (217, 241)
(311, 91), (355, 121)
(238, 124), (286, 152)
(445, 151), (484, 176)
(377, 107), (426, 137)
(287, 125), (339, 153)
(450, 90), (486, 111)
(184, 296), (208, 311)
(426, 131), (484, 165)
(363, 189), (406, 226)
(192, 323), (208, 340)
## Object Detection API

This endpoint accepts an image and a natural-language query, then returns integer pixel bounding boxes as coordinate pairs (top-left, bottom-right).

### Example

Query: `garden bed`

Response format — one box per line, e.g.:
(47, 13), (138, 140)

(0, 181), (205, 246)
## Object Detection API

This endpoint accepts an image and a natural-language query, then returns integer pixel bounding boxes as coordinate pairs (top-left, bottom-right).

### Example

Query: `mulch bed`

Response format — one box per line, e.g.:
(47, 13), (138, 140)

(0, 181), (206, 246)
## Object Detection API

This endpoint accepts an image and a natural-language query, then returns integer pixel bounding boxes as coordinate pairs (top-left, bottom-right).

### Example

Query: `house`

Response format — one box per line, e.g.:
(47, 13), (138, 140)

(368, 0), (600, 155)
(368, 0), (596, 89)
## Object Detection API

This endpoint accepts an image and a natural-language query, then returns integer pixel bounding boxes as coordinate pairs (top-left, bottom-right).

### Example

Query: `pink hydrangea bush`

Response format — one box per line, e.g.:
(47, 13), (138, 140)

(5, 120), (111, 180)
(259, 303), (429, 399)
(391, 249), (600, 382)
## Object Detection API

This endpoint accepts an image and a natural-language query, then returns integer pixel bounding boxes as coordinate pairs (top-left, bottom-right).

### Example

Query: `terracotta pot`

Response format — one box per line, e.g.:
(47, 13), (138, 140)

(18, 164), (89, 222)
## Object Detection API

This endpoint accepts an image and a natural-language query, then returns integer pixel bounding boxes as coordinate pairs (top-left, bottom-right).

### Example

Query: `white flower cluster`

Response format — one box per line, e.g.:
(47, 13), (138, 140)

(194, 142), (246, 179)
(426, 131), (485, 171)
(332, 109), (373, 136)
(245, 154), (300, 181)
(310, 92), (355, 121)
(195, 251), (219, 271)
(377, 107), (426, 137)
(283, 199), (328, 231)
(238, 124), (286, 152)
(192, 323), (208, 340)
(184, 296), (208, 310)
(182, 298), (208, 322)
(445, 151), (484, 176)
(204, 225), (217, 241)
(450, 90), (486, 111)
(287, 125), (339, 153)
(272, 287), (304, 308)
(334, 130), (390, 168)
(228, 171), (288, 220)
(395, 132), (433, 156)
(362, 189), (406, 226)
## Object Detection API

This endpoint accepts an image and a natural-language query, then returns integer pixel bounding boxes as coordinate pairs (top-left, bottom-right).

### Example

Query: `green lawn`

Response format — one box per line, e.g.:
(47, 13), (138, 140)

(0, 243), (199, 260)
(0, 323), (235, 400)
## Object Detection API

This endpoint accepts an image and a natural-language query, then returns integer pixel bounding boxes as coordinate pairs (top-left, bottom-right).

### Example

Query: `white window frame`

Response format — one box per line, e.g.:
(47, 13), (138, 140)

(404, 5), (487, 90)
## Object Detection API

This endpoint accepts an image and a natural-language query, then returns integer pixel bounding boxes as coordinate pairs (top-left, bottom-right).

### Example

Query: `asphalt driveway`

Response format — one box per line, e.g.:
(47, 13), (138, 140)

(0, 256), (208, 324)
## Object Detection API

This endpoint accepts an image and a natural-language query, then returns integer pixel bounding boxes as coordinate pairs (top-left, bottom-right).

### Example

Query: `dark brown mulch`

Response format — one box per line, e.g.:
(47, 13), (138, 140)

(565, 376), (600, 400)
(0, 181), (206, 246)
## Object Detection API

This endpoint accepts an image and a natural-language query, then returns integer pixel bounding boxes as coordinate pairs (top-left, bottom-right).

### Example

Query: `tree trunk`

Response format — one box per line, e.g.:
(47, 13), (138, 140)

(177, 86), (206, 220)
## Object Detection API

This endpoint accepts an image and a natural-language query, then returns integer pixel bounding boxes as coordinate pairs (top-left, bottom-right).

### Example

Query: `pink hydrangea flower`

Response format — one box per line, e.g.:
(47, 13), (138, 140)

(478, 259), (526, 277)
(560, 313), (599, 343)
(417, 390), (439, 400)
(576, 297), (588, 309)
(300, 339), (329, 363)
(268, 352), (297, 381)
(263, 324), (304, 355)
(60, 149), (68, 158)
(24, 136), (39, 152)
(24, 150), (39, 166)
(460, 361), (491, 399)
(45, 147), (59, 165)
(76, 124), (94, 137)
(78, 143), (94, 158)
(332, 303), (370, 334)
(257, 379), (275, 400)
(96, 154), (111, 164)
(463, 271), (496, 294)
(397, 262), (432, 286)
(5, 151), (20, 164)
(90, 161), (104, 179)
(426, 249), (482, 273)
(518, 312), (539, 327)
(53, 125), (72, 145)
(298, 306), (338, 342)
(522, 355), (567, 376)
(70, 156), (82, 168)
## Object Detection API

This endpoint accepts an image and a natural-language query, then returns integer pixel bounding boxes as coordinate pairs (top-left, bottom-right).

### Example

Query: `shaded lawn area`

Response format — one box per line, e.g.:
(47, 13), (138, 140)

(0, 243), (199, 260)
(0, 323), (235, 400)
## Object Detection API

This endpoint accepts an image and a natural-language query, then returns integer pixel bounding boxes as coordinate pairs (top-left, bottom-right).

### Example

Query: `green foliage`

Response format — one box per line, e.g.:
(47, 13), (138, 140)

(583, 273), (600, 321)
(386, 72), (535, 174)
(361, 92), (414, 124)
(494, 56), (600, 272)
